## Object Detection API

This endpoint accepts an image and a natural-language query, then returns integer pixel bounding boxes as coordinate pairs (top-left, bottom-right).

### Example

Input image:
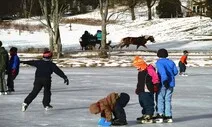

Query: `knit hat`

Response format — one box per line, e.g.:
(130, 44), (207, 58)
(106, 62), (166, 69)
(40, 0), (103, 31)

(116, 92), (130, 107)
(43, 50), (52, 59)
(0, 41), (2, 47)
(133, 56), (148, 70)
(157, 48), (168, 58)
(89, 102), (100, 114)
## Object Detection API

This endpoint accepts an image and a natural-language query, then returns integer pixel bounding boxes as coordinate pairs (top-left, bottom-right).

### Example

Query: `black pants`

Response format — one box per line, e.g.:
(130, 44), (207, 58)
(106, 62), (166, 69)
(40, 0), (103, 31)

(7, 72), (17, 91)
(113, 101), (127, 121)
(178, 61), (186, 73)
(24, 78), (51, 107)
(138, 92), (154, 115)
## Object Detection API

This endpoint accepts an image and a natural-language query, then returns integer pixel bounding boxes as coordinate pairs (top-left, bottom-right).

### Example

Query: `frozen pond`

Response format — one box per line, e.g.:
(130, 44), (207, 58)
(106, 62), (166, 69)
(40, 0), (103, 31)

(0, 67), (212, 127)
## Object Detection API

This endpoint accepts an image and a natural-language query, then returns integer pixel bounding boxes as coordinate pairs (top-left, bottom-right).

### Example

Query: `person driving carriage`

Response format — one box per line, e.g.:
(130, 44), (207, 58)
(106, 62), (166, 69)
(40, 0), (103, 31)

(81, 31), (92, 43)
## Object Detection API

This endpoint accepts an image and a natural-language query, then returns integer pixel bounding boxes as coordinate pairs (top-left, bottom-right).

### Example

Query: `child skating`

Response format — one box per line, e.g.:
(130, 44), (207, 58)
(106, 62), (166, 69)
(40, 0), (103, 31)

(133, 56), (159, 124)
(89, 92), (130, 126)
(21, 50), (69, 112)
(179, 50), (189, 76)
(154, 48), (178, 123)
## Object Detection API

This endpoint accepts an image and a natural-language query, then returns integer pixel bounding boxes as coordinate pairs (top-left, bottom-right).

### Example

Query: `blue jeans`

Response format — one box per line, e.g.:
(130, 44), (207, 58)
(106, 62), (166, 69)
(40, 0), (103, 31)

(157, 85), (174, 117)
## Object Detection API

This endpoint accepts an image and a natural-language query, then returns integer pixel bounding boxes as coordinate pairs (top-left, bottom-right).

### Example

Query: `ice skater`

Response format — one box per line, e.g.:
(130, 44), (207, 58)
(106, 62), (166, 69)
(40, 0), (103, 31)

(21, 50), (69, 112)
(7, 47), (20, 93)
(179, 50), (189, 76)
(133, 56), (159, 124)
(154, 48), (178, 123)
(89, 92), (130, 126)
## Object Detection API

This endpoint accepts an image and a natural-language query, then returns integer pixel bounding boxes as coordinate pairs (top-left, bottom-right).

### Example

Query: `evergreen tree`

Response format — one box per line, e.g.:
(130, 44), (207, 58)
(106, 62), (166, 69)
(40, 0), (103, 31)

(206, 0), (212, 18)
(156, 0), (182, 18)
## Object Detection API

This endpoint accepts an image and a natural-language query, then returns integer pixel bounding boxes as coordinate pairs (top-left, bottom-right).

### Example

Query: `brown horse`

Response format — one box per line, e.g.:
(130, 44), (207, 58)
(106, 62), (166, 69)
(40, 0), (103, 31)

(116, 35), (155, 49)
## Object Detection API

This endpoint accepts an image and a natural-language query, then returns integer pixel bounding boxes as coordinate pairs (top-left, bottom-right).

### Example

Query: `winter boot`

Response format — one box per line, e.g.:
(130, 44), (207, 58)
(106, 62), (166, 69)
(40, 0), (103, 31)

(22, 103), (28, 112)
(164, 116), (173, 123)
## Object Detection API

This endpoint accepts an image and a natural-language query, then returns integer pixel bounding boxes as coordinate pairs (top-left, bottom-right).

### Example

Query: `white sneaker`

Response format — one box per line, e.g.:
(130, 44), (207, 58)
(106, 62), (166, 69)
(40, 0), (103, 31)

(22, 103), (28, 112)
(0, 92), (5, 95)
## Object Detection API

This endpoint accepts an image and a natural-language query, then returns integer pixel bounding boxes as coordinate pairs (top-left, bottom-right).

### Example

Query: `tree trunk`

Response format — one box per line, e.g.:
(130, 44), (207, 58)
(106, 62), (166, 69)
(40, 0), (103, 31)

(99, 0), (109, 58)
(148, 7), (152, 20)
(130, 7), (136, 20)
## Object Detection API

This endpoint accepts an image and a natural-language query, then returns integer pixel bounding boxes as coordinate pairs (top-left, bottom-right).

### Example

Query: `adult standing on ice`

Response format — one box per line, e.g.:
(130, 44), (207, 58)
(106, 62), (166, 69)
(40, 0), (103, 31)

(21, 50), (69, 112)
(0, 41), (9, 95)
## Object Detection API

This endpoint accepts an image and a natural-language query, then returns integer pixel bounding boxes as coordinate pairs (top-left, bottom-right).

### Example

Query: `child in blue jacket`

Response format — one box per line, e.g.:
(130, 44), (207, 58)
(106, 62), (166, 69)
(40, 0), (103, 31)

(7, 47), (20, 92)
(154, 48), (178, 123)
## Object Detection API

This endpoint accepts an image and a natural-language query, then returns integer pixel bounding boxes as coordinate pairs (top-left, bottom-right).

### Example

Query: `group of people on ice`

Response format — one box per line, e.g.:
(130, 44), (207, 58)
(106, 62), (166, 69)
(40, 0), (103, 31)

(0, 40), (189, 126)
(89, 48), (189, 126)
(0, 41), (20, 95)
(0, 41), (69, 111)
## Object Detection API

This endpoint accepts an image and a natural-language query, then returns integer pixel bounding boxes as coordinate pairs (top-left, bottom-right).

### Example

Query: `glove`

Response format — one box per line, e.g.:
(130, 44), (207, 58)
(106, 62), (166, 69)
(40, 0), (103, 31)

(163, 80), (169, 89)
(12, 69), (16, 76)
(64, 78), (69, 85)
(98, 117), (106, 125)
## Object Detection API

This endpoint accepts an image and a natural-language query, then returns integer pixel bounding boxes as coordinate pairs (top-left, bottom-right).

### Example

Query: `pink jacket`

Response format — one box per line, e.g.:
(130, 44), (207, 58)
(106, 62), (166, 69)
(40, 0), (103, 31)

(147, 64), (160, 84)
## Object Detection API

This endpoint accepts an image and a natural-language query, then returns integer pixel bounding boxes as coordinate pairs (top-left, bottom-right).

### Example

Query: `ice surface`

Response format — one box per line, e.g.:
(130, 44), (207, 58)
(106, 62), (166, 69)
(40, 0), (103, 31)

(0, 67), (212, 127)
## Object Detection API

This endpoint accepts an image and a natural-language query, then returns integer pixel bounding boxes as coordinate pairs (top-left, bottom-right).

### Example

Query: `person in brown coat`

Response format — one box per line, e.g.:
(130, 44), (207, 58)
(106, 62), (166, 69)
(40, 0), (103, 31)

(89, 92), (130, 126)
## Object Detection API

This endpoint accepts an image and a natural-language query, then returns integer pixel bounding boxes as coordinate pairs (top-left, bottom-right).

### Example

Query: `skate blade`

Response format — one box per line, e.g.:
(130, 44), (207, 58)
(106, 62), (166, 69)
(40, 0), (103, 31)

(137, 120), (153, 124)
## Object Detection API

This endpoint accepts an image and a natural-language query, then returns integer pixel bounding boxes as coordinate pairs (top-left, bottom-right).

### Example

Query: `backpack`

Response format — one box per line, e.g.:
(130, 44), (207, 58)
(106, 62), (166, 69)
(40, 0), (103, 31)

(0, 47), (8, 71)
(147, 64), (160, 93)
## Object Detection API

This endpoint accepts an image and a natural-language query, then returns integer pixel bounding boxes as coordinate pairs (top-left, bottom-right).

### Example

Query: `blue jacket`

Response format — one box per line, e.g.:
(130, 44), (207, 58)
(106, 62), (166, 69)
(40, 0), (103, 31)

(156, 58), (178, 87)
(9, 54), (20, 74)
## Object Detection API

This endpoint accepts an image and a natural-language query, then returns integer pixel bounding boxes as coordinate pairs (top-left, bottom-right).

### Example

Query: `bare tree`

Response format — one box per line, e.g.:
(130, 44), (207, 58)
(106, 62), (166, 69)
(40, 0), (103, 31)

(99, 0), (109, 58)
(39, 0), (66, 60)
(146, 0), (156, 20)
(129, 0), (137, 20)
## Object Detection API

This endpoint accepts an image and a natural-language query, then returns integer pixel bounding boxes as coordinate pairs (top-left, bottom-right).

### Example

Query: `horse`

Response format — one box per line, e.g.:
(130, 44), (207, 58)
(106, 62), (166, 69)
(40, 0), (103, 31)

(115, 35), (155, 49)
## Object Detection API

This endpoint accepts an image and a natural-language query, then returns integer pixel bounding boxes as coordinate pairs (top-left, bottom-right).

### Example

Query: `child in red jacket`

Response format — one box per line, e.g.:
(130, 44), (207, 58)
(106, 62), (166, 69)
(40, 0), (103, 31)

(179, 50), (189, 76)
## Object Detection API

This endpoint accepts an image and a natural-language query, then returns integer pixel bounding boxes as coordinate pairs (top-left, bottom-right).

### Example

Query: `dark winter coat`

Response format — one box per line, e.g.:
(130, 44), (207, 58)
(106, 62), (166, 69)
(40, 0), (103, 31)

(21, 59), (67, 80)
(0, 47), (9, 72)
(136, 69), (154, 94)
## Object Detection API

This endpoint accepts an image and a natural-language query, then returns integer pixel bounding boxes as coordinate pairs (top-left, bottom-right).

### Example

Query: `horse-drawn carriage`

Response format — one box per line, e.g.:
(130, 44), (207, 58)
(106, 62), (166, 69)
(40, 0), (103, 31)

(79, 31), (155, 50)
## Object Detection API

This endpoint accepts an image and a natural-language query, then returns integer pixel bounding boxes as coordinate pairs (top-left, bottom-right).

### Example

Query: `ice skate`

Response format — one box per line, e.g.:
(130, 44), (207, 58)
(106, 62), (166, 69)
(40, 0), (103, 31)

(137, 115), (153, 124)
(45, 105), (53, 111)
(0, 92), (5, 95)
(22, 103), (28, 112)
(179, 72), (188, 76)
(164, 116), (173, 123)
(153, 114), (164, 123)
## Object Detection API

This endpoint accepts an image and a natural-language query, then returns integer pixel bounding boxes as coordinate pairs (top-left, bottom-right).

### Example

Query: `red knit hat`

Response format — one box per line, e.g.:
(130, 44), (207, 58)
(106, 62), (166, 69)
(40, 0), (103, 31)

(43, 51), (52, 59)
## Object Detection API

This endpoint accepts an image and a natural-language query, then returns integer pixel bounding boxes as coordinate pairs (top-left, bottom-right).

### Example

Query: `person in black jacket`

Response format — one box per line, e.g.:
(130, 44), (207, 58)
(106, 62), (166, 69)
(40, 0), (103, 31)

(133, 56), (155, 124)
(21, 50), (69, 112)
